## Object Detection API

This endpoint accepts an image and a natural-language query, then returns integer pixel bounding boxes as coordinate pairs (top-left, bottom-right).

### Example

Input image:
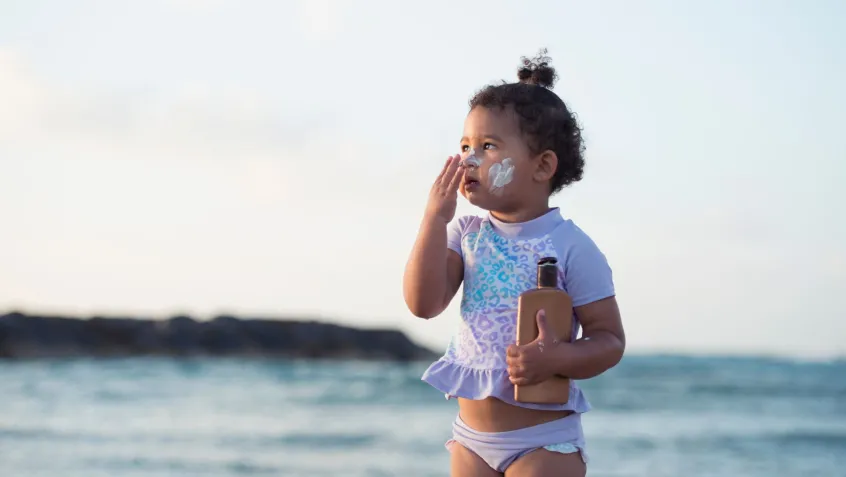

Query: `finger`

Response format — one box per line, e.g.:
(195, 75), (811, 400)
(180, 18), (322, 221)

(435, 156), (453, 183)
(441, 154), (461, 182)
(507, 365), (523, 378)
(446, 155), (464, 192)
(506, 344), (520, 357)
(535, 309), (551, 341)
(510, 376), (530, 386)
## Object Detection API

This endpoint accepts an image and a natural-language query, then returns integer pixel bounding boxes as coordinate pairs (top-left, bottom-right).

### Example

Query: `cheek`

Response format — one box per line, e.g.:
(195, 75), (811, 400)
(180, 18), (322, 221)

(487, 158), (516, 194)
(477, 156), (501, 179)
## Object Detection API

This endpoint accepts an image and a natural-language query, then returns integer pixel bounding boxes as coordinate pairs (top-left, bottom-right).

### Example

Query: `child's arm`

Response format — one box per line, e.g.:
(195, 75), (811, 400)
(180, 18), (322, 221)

(403, 156), (465, 319)
(403, 218), (464, 318)
(555, 297), (624, 379)
(507, 300), (624, 385)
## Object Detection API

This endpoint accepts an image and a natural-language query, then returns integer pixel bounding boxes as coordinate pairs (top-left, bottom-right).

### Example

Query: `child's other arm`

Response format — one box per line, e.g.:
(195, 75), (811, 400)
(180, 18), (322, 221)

(553, 230), (624, 379)
(403, 156), (464, 319)
(506, 300), (623, 386)
(555, 297), (625, 379)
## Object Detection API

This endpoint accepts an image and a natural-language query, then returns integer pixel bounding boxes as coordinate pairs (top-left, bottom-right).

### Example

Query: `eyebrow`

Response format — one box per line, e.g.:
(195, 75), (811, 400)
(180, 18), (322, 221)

(460, 134), (505, 143)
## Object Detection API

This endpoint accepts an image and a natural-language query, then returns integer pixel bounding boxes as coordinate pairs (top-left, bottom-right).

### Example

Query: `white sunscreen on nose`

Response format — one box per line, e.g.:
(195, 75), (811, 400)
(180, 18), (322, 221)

(460, 148), (481, 169)
(488, 158), (514, 195)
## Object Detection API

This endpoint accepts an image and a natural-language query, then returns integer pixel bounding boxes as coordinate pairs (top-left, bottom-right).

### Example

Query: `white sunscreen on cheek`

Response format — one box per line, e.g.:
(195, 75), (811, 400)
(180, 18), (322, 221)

(488, 158), (515, 195)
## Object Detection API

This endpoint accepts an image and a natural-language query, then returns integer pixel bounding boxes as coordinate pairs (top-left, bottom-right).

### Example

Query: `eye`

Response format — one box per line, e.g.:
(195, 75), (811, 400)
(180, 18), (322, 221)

(460, 145), (470, 152)
(483, 142), (496, 150)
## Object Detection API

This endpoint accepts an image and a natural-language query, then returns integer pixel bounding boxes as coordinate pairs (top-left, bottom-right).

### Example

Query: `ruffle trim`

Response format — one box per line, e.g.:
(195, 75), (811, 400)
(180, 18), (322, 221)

(421, 358), (591, 412)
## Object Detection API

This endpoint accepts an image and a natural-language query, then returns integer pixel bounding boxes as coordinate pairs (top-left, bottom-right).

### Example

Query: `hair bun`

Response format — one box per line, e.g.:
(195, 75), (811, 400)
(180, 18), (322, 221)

(517, 48), (558, 89)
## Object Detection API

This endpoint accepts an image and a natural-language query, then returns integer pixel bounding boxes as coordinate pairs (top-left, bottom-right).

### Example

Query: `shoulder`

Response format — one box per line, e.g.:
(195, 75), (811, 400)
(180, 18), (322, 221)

(550, 220), (608, 255)
(449, 215), (484, 235)
(549, 219), (612, 272)
(549, 219), (615, 306)
(447, 215), (484, 258)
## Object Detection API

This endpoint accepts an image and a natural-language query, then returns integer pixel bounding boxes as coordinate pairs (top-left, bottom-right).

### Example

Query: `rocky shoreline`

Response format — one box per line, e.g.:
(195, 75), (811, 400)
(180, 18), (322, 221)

(0, 312), (436, 361)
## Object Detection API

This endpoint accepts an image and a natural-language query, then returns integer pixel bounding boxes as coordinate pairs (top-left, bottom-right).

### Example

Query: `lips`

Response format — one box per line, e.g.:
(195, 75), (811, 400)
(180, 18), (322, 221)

(463, 175), (480, 191)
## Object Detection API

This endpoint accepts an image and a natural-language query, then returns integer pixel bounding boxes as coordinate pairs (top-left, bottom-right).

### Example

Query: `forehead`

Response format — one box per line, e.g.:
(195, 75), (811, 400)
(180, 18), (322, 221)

(462, 106), (521, 140)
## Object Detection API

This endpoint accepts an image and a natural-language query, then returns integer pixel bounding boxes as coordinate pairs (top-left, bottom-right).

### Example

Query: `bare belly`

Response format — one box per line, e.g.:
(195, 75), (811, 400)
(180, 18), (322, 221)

(457, 397), (573, 433)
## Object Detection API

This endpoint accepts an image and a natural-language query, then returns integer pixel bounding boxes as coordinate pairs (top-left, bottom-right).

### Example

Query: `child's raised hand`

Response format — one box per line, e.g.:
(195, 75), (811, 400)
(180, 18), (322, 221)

(425, 154), (463, 223)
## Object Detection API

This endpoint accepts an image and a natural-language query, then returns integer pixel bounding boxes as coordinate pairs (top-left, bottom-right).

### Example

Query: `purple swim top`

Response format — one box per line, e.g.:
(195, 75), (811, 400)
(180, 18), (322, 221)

(421, 208), (616, 412)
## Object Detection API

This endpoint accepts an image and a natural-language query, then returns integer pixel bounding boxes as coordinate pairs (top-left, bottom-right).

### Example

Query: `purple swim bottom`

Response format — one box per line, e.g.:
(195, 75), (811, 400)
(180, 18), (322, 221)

(446, 413), (588, 472)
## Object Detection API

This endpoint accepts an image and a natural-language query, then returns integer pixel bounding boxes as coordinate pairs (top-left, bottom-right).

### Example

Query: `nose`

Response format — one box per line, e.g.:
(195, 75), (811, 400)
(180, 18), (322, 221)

(460, 150), (482, 170)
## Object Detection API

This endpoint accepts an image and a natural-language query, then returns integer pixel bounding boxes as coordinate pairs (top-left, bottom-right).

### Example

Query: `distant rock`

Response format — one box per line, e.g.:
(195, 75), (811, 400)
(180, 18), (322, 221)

(0, 312), (437, 361)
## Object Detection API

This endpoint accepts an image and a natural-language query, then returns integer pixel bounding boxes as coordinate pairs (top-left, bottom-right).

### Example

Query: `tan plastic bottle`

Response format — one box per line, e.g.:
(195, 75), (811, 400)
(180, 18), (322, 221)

(514, 257), (573, 404)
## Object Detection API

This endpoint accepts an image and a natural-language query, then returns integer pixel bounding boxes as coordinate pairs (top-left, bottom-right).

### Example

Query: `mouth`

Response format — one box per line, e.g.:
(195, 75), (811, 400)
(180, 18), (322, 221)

(463, 176), (481, 191)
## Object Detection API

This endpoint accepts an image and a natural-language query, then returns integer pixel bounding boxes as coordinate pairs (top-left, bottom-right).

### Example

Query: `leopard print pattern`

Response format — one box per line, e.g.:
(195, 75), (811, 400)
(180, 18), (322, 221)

(444, 220), (560, 370)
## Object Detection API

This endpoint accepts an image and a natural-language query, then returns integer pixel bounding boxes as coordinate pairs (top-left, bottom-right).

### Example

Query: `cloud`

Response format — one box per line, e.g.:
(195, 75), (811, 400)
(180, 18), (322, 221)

(0, 49), (50, 139)
(0, 47), (371, 209)
(296, 0), (348, 41)
(156, 0), (227, 13)
(0, 46), (439, 227)
(0, 53), (300, 161)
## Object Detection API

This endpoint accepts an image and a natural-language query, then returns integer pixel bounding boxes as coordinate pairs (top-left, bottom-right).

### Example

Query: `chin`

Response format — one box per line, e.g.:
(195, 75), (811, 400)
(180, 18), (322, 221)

(465, 190), (496, 210)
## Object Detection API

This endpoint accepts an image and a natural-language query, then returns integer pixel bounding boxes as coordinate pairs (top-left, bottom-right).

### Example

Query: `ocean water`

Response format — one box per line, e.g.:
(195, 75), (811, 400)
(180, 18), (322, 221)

(1, 355), (844, 477)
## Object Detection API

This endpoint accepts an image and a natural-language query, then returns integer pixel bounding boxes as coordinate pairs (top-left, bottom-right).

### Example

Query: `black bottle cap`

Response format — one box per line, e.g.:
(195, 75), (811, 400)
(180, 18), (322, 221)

(537, 257), (559, 288)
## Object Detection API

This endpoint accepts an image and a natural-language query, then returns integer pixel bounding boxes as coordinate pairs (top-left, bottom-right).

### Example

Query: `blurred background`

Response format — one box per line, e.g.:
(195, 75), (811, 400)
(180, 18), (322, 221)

(1, 1), (844, 476)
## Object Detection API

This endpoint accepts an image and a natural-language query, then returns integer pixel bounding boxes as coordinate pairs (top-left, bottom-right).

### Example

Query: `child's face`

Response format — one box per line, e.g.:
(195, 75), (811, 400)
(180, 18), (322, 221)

(458, 107), (535, 210)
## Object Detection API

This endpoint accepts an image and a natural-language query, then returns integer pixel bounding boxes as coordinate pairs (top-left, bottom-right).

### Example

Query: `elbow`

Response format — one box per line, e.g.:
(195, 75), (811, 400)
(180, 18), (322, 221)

(409, 308), (438, 320)
(402, 277), (448, 319)
(607, 333), (626, 368)
(403, 292), (443, 320)
(406, 302), (441, 320)
(612, 338), (625, 367)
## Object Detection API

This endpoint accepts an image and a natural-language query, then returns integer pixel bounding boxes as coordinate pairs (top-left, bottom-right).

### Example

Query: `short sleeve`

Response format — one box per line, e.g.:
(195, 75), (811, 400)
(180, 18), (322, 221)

(447, 216), (471, 259)
(560, 228), (616, 307)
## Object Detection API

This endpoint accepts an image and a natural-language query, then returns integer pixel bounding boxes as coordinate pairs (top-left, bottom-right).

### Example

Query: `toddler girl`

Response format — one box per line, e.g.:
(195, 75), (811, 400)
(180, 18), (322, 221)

(403, 50), (625, 477)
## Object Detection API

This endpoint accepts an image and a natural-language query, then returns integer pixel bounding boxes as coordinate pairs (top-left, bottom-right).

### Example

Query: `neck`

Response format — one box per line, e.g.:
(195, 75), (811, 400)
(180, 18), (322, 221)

(489, 202), (552, 224)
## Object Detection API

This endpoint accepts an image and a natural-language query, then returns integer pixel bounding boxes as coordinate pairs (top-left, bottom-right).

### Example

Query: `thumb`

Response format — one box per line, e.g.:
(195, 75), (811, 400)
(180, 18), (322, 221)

(535, 309), (551, 341)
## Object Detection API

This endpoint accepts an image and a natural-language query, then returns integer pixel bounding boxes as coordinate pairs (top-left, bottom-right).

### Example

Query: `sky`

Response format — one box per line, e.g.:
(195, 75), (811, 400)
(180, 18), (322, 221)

(0, 0), (844, 358)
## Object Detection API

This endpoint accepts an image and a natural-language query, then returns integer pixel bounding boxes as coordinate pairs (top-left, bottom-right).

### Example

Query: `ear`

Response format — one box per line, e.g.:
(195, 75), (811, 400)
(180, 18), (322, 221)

(531, 150), (558, 184)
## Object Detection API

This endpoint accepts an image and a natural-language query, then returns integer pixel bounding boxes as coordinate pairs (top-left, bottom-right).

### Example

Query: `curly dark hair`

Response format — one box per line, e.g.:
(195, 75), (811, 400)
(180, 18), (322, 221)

(469, 49), (585, 194)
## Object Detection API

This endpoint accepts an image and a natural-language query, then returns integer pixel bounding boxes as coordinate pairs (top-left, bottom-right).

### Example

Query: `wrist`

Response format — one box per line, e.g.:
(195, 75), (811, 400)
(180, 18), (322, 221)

(422, 213), (450, 228)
